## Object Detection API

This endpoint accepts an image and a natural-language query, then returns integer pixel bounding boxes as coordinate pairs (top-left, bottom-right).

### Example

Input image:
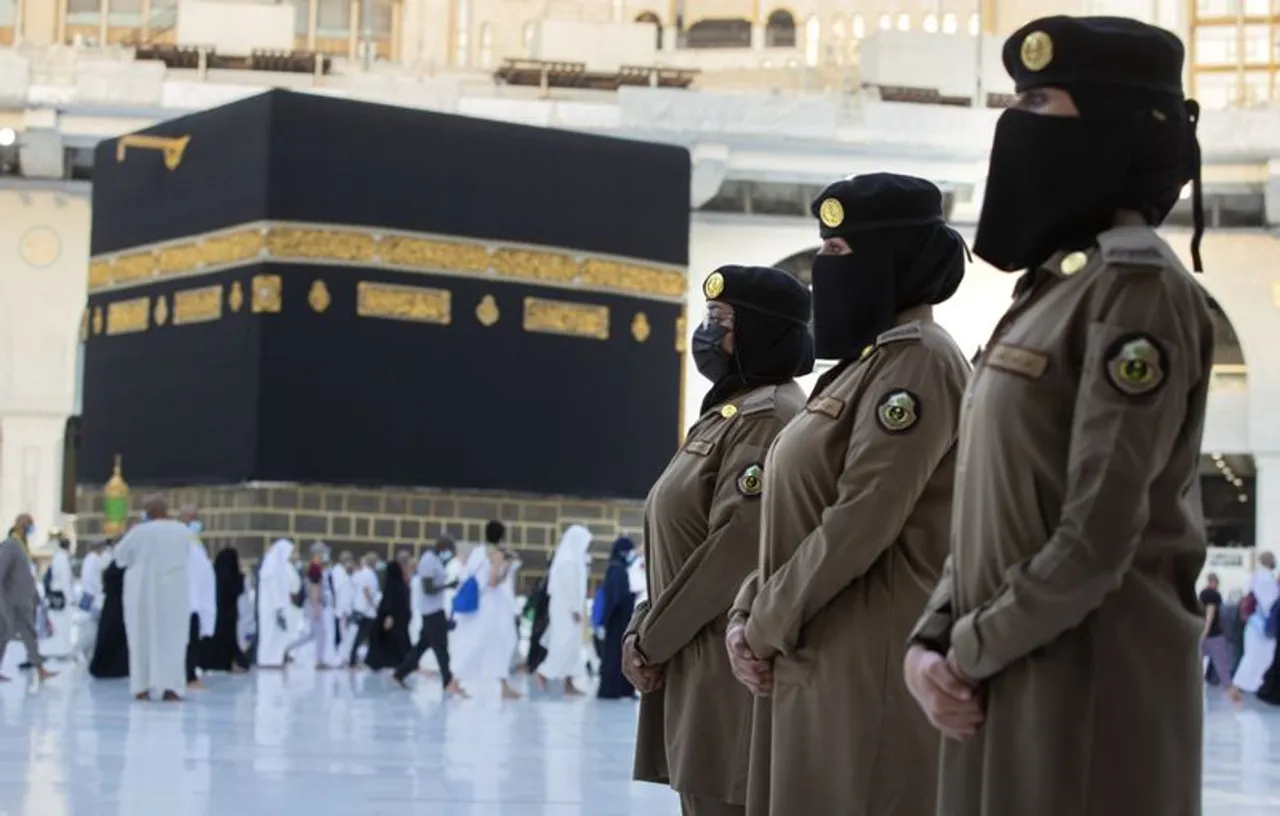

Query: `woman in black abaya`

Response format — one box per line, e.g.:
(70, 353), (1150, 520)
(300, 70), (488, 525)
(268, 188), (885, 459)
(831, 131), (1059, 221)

(597, 537), (637, 700)
(89, 551), (129, 679)
(201, 548), (250, 672)
(364, 555), (413, 671)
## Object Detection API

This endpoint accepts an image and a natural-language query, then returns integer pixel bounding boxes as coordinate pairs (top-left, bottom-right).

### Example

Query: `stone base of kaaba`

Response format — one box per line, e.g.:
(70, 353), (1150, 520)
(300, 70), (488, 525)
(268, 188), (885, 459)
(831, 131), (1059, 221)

(74, 484), (645, 590)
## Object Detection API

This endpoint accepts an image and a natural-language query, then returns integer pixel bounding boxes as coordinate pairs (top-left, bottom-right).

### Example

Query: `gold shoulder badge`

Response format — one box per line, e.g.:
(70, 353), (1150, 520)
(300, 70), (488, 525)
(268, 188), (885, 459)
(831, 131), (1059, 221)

(1020, 30), (1054, 72)
(819, 197), (845, 229)
(1105, 333), (1166, 397)
(736, 464), (764, 497)
(859, 344), (875, 361)
(876, 390), (920, 434)
(720, 404), (738, 419)
(703, 271), (725, 299)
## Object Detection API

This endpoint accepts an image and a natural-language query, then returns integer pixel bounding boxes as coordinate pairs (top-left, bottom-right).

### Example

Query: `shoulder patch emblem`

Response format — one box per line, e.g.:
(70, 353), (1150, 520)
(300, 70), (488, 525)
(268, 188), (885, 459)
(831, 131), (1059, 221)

(876, 390), (920, 434)
(874, 324), (923, 347)
(736, 464), (764, 497)
(1104, 333), (1166, 397)
(807, 395), (846, 419)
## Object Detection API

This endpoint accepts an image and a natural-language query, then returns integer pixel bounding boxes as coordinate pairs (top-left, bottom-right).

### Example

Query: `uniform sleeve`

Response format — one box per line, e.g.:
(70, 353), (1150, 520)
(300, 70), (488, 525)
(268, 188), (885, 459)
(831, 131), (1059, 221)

(950, 269), (1207, 682)
(729, 569), (760, 627)
(908, 556), (955, 653)
(745, 348), (962, 661)
(624, 515), (654, 639)
(635, 416), (781, 665)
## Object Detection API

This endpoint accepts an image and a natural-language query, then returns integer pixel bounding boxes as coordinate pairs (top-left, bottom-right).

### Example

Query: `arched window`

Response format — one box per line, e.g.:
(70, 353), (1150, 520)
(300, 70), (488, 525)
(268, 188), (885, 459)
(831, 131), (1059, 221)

(636, 11), (663, 49)
(478, 22), (493, 68)
(878, 13), (892, 30)
(923, 12), (938, 33)
(522, 20), (536, 52)
(453, 0), (470, 66)
(968, 12), (980, 36)
(942, 12), (957, 34)
(852, 14), (865, 38)
(805, 15), (821, 66)
(687, 19), (752, 48)
(896, 13), (910, 31)
(765, 9), (797, 47)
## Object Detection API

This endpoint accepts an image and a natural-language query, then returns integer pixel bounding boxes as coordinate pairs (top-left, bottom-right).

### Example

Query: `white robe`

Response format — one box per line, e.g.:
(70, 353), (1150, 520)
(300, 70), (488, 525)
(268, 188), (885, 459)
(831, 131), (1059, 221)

(1233, 567), (1279, 693)
(41, 548), (75, 658)
(75, 549), (106, 658)
(452, 546), (518, 684)
(540, 525), (591, 679)
(188, 541), (216, 639)
(256, 540), (297, 667)
(628, 554), (648, 604)
(331, 566), (358, 664)
(113, 519), (192, 696)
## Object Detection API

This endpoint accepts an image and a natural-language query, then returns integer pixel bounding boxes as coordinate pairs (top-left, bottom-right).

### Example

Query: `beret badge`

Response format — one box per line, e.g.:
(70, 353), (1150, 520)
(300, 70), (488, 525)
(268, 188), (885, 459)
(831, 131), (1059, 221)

(1020, 30), (1054, 72)
(818, 197), (845, 229)
(703, 271), (725, 299)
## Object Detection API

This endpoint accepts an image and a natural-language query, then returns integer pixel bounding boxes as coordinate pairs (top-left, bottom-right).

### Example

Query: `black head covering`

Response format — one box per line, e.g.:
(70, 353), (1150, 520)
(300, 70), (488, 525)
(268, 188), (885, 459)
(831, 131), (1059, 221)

(693, 264), (815, 414)
(974, 17), (1202, 272)
(609, 536), (635, 563)
(808, 173), (967, 360)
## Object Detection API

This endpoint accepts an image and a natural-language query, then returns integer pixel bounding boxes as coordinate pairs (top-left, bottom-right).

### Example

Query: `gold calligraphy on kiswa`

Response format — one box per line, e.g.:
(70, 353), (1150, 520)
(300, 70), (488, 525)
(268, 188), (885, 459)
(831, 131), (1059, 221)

(173, 285), (224, 325)
(522, 297), (609, 341)
(356, 281), (452, 325)
(106, 297), (150, 335)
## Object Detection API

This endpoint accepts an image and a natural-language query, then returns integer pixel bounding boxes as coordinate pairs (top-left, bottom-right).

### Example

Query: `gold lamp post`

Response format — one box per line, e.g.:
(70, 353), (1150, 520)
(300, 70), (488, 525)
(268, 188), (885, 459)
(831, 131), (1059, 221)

(102, 455), (130, 537)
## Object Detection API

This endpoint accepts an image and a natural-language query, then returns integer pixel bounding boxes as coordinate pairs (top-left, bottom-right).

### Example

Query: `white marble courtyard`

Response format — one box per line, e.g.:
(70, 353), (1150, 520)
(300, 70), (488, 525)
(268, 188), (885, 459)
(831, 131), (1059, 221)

(1, 664), (1279, 816)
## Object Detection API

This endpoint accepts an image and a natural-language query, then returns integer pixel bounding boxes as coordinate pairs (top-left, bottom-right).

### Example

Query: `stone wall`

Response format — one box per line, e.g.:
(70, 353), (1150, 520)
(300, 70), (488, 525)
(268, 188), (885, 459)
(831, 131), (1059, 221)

(75, 483), (645, 590)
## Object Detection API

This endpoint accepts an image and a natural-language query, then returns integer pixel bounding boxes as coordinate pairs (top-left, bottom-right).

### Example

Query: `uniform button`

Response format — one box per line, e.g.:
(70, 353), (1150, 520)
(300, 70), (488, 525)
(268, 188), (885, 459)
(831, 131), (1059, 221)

(1060, 251), (1088, 276)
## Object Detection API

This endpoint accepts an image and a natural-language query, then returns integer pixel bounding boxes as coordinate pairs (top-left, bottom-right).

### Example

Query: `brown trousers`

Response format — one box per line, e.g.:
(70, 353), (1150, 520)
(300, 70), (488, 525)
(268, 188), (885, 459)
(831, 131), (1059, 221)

(680, 793), (745, 816)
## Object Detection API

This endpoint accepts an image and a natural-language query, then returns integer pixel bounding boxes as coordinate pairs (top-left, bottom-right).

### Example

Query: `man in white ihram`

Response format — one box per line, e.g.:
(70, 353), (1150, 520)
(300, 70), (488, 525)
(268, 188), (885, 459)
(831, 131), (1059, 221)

(112, 495), (191, 702)
(536, 525), (592, 696)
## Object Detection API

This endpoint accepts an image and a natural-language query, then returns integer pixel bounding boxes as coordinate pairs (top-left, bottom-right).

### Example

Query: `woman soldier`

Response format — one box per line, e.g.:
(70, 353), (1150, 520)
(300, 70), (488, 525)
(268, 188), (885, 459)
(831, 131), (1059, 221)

(727, 173), (972, 815)
(624, 264), (814, 816)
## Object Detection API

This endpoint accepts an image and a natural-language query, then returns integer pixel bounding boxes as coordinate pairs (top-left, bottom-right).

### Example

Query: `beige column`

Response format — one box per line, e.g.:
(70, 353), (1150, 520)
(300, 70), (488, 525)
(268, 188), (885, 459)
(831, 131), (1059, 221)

(100, 0), (108, 45)
(391, 0), (403, 62)
(308, 0), (318, 49)
(349, 0), (359, 59)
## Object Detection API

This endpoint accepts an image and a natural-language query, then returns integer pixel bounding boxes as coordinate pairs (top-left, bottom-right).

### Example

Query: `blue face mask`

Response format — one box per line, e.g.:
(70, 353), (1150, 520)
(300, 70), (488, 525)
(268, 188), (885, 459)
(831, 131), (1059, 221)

(188, 520), (204, 535)
(24, 524), (34, 538)
(440, 551), (454, 565)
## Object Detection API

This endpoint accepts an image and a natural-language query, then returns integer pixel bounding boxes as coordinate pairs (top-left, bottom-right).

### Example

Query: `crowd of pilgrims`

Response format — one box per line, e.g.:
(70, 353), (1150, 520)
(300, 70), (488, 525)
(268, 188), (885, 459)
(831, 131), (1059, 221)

(1, 509), (652, 701)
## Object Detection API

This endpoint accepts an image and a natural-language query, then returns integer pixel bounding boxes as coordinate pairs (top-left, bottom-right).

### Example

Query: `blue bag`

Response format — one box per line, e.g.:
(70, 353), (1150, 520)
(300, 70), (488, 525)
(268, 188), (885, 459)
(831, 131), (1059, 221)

(451, 575), (480, 615)
(591, 585), (607, 628)
(1266, 597), (1280, 639)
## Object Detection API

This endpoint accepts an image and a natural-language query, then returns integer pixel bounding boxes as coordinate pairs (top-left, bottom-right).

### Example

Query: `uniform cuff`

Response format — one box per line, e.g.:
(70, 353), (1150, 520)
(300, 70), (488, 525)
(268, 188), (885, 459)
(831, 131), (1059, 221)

(743, 614), (775, 660)
(950, 609), (1001, 682)
(907, 610), (953, 655)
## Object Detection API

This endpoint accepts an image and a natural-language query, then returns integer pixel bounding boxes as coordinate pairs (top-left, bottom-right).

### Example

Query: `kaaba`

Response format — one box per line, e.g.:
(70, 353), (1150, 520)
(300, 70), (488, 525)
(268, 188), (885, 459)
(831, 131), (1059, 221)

(80, 89), (691, 503)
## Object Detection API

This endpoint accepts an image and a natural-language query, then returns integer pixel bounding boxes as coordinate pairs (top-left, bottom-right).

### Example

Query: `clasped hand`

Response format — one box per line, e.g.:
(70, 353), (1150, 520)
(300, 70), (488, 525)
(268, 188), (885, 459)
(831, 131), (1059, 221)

(725, 622), (772, 696)
(621, 634), (665, 693)
(903, 645), (984, 741)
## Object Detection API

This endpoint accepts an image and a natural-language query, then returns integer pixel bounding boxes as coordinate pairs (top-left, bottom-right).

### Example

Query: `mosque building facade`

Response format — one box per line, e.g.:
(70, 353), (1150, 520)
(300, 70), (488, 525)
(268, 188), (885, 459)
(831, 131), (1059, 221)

(0, 0), (1275, 590)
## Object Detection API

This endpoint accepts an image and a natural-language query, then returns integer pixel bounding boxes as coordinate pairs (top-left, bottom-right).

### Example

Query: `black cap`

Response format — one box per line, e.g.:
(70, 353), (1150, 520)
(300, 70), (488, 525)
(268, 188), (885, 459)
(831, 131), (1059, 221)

(484, 520), (506, 545)
(1004, 16), (1184, 97)
(810, 173), (945, 241)
(700, 264), (810, 325)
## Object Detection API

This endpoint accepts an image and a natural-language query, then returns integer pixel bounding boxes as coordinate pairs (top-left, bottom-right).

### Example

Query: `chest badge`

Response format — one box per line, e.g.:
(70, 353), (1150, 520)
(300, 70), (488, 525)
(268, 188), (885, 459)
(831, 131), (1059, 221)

(736, 464), (764, 497)
(876, 389), (920, 434)
(720, 404), (738, 419)
(1105, 333), (1166, 396)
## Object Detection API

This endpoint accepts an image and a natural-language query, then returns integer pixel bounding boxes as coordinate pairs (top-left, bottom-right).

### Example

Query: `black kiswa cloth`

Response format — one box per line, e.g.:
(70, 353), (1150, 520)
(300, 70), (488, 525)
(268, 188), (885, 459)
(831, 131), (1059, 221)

(1003, 16), (1204, 271)
(698, 264), (813, 415)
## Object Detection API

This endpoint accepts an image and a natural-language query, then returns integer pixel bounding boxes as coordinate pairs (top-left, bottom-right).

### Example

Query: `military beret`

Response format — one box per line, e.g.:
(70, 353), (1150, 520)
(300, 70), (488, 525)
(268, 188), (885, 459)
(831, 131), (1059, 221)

(701, 264), (810, 325)
(810, 173), (945, 241)
(1004, 16), (1184, 96)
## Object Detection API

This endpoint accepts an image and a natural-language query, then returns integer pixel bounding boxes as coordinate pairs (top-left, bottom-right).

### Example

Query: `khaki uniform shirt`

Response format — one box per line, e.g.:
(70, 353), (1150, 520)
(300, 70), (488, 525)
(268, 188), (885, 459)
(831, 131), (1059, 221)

(733, 307), (970, 816)
(909, 226), (1215, 816)
(629, 382), (806, 805)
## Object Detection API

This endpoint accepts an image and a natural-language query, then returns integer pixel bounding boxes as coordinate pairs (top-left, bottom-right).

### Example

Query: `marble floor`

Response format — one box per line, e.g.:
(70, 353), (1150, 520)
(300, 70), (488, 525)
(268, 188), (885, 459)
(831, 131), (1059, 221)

(1, 664), (1279, 816)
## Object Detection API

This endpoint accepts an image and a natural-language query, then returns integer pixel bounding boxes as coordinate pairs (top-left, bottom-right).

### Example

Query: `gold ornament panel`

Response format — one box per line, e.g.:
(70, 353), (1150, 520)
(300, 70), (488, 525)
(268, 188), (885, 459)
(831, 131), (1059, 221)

(173, 285), (224, 325)
(251, 275), (282, 314)
(106, 297), (150, 336)
(522, 297), (609, 341)
(86, 221), (685, 302)
(356, 281), (452, 325)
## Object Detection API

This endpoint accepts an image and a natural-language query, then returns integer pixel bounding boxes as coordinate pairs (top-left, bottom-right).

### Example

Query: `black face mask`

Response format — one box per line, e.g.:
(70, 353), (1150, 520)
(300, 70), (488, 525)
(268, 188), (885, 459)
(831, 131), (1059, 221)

(974, 109), (1127, 272)
(810, 254), (896, 361)
(692, 323), (733, 384)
